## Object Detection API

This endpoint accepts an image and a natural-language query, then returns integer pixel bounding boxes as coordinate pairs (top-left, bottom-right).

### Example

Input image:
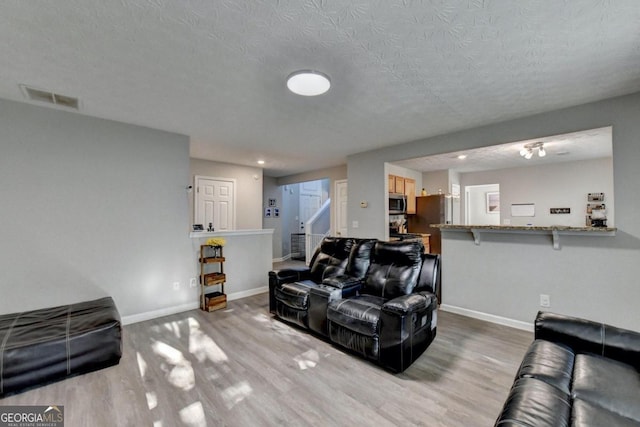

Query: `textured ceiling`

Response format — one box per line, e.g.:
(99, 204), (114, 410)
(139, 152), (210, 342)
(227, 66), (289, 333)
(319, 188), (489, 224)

(0, 1), (638, 176)
(393, 126), (612, 173)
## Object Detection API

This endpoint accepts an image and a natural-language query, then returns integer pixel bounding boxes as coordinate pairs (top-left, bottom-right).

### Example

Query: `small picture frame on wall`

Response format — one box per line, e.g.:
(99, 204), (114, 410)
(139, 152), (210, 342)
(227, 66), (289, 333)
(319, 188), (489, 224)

(486, 192), (500, 213)
(268, 198), (277, 207)
(264, 207), (272, 218)
(273, 208), (280, 218)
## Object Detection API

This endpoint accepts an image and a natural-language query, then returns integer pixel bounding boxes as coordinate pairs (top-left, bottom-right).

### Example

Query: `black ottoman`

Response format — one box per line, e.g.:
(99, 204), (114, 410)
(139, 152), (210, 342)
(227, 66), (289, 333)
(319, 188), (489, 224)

(0, 297), (122, 397)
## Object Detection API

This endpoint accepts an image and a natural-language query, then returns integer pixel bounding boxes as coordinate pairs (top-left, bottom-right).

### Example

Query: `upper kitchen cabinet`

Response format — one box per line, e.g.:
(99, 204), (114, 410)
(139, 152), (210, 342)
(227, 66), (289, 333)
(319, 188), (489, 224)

(388, 174), (416, 214)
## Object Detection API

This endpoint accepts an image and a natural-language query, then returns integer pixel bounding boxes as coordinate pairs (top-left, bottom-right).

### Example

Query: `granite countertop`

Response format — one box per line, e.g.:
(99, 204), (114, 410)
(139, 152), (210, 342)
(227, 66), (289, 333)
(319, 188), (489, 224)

(431, 224), (617, 232)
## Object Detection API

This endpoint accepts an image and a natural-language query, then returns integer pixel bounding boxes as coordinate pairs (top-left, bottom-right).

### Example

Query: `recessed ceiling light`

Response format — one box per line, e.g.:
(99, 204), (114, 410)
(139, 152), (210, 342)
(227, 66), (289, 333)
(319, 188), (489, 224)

(287, 70), (331, 96)
(257, 160), (265, 165)
(457, 154), (467, 160)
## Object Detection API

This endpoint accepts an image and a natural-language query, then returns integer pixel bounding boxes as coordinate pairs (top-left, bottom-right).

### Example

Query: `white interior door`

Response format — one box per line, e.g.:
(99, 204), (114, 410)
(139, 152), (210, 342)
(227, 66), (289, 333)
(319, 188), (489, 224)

(195, 176), (235, 231)
(298, 180), (322, 232)
(335, 180), (348, 236)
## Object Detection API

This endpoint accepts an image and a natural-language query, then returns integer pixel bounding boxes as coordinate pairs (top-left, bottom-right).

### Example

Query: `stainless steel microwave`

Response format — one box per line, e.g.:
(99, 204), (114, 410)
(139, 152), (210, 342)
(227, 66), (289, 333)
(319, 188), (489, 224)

(389, 193), (407, 214)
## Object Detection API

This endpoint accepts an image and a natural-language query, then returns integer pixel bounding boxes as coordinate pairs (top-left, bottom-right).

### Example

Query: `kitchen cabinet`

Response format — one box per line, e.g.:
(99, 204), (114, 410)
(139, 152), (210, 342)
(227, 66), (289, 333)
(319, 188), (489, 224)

(394, 176), (405, 194)
(388, 174), (416, 214)
(404, 178), (416, 214)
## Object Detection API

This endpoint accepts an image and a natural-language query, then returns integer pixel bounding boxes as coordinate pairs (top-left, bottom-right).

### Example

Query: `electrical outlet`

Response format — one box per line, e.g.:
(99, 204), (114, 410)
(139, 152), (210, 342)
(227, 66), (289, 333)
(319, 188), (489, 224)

(173, 281), (180, 290)
(540, 294), (551, 308)
(189, 278), (197, 288)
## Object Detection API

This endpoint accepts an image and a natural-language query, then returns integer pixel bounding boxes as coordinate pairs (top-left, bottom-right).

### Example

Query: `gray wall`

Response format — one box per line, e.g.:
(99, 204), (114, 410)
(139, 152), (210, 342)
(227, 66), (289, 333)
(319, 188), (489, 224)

(189, 158), (263, 230)
(347, 92), (640, 331)
(262, 176), (283, 259)
(0, 98), (193, 318)
(460, 158), (613, 227)
(466, 184), (501, 225)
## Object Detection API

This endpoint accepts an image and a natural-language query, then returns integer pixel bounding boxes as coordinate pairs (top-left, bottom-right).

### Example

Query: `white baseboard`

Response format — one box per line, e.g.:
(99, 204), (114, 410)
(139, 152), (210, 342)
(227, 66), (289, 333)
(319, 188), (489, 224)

(122, 287), (269, 325)
(439, 304), (534, 332)
(227, 286), (268, 301)
(272, 254), (291, 263)
(122, 301), (199, 325)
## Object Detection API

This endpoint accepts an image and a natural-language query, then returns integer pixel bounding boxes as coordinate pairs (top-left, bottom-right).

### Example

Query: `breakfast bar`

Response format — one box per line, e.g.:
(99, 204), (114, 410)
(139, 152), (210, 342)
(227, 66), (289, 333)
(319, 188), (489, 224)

(432, 224), (616, 250)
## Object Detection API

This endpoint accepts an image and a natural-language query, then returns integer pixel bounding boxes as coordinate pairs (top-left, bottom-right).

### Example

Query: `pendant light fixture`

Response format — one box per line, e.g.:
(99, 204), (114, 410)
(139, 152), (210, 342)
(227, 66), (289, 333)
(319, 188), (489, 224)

(520, 142), (546, 159)
(287, 70), (331, 96)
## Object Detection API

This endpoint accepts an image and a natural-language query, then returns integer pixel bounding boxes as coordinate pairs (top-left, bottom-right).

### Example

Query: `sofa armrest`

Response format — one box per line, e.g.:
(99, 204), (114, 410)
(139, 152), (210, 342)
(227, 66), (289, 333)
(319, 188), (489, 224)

(379, 292), (438, 372)
(268, 267), (311, 313)
(322, 275), (363, 290)
(382, 292), (437, 316)
(535, 311), (640, 369)
(269, 267), (311, 285)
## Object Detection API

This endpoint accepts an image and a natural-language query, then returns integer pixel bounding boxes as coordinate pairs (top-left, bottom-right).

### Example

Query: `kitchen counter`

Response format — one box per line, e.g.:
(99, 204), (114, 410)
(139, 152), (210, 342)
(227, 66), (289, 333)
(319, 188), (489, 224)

(432, 224), (616, 250)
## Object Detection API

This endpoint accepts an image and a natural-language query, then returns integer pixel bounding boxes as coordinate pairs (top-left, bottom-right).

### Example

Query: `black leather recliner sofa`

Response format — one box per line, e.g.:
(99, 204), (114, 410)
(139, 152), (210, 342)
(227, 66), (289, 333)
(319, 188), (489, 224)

(269, 237), (376, 335)
(495, 311), (640, 426)
(269, 237), (439, 372)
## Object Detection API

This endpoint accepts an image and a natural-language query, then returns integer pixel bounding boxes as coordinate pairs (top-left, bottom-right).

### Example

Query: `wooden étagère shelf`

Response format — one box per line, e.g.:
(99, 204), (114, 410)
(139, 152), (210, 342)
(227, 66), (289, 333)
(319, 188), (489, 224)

(199, 245), (227, 311)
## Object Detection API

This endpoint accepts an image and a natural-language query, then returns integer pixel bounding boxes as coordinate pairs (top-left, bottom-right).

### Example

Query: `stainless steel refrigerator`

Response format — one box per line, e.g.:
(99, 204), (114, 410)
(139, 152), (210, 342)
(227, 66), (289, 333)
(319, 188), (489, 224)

(406, 194), (451, 254)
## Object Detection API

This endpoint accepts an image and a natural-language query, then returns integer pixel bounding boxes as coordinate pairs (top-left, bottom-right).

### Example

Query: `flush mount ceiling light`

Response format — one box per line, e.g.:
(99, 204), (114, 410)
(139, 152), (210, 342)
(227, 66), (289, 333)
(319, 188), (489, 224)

(520, 142), (546, 159)
(286, 70), (331, 96)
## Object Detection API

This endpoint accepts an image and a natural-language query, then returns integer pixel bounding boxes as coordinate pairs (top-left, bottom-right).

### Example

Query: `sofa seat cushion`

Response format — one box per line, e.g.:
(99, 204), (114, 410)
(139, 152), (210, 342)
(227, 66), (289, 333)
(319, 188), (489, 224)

(327, 295), (385, 337)
(516, 340), (575, 394)
(572, 353), (640, 422)
(572, 399), (640, 427)
(495, 377), (571, 427)
(274, 280), (318, 310)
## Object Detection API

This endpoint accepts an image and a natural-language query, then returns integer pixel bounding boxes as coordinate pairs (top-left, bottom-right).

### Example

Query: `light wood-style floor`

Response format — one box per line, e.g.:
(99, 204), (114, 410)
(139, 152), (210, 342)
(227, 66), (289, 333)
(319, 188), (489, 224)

(1, 294), (532, 427)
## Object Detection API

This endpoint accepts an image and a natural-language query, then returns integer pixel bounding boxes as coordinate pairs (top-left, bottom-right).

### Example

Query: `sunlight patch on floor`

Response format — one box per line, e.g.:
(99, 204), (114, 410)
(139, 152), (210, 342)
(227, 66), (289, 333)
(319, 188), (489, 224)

(161, 320), (183, 339)
(294, 349), (319, 370)
(145, 391), (158, 410)
(187, 317), (229, 364)
(151, 340), (195, 391)
(179, 401), (206, 427)
(136, 352), (147, 378)
(221, 381), (253, 409)
(270, 320), (311, 343)
(252, 313), (270, 323)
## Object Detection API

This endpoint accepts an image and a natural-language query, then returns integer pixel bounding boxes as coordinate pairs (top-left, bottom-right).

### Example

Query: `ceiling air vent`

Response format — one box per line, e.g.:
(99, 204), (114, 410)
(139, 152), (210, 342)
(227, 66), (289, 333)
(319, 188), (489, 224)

(19, 84), (80, 110)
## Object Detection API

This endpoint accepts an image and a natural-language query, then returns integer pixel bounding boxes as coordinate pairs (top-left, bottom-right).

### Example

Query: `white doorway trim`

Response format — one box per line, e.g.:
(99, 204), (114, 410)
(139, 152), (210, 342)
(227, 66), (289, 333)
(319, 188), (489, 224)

(334, 179), (348, 236)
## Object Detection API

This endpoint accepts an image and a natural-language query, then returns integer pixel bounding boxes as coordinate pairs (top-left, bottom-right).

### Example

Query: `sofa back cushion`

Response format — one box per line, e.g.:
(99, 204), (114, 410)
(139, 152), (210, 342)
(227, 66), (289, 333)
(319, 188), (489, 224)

(362, 241), (423, 299)
(345, 239), (377, 279)
(309, 237), (355, 282)
(415, 253), (440, 294)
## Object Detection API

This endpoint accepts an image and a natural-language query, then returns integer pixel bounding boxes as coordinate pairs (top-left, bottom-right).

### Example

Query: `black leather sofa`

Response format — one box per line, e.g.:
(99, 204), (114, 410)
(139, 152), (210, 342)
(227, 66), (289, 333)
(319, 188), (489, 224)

(495, 311), (640, 426)
(269, 237), (376, 335)
(269, 237), (439, 372)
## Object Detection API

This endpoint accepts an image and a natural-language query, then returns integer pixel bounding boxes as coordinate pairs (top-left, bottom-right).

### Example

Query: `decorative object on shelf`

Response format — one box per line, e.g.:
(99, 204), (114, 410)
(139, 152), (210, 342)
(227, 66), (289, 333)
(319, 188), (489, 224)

(207, 222), (214, 232)
(586, 193), (607, 227)
(192, 224), (204, 231)
(205, 237), (226, 247)
(486, 192), (500, 213)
